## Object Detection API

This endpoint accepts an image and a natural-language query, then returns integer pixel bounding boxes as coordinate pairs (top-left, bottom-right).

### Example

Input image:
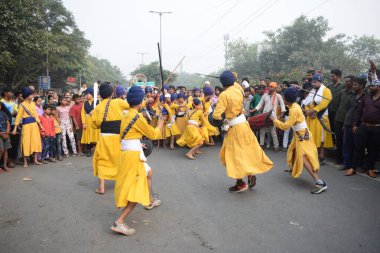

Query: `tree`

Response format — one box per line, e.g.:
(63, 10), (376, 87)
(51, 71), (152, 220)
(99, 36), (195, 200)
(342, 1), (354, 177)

(81, 56), (126, 84)
(130, 62), (175, 86)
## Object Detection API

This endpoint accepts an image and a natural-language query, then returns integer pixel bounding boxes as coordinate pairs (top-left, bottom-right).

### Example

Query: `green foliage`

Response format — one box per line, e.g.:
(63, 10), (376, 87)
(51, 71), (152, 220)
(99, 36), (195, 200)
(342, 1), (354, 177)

(175, 72), (206, 88)
(0, 0), (125, 89)
(228, 15), (380, 83)
(130, 62), (175, 86)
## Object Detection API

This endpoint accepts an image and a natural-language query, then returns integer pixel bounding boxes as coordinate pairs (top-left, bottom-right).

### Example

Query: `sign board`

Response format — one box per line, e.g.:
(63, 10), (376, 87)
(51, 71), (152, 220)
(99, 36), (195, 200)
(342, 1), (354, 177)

(67, 76), (77, 83)
(39, 76), (51, 90)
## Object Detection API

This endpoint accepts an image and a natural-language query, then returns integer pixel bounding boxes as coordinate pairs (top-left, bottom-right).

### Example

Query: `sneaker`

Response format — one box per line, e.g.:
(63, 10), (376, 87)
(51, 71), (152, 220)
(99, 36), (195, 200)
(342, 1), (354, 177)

(63, 154), (69, 158)
(42, 160), (49, 164)
(283, 169), (292, 175)
(247, 175), (256, 189)
(111, 222), (135, 236)
(145, 198), (161, 210)
(229, 182), (248, 193)
(72, 153), (77, 157)
(311, 181), (327, 194)
(49, 158), (57, 163)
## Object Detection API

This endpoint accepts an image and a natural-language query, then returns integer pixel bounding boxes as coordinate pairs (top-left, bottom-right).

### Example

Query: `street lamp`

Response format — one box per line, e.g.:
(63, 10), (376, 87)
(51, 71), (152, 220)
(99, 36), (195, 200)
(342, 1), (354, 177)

(149, 10), (172, 55)
(137, 52), (148, 65)
(224, 34), (230, 69)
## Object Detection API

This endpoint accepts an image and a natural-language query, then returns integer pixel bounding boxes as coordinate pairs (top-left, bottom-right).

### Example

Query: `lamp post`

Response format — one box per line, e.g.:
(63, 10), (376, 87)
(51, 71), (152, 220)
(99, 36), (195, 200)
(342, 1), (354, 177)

(149, 11), (172, 55)
(137, 52), (148, 65)
(224, 34), (230, 69)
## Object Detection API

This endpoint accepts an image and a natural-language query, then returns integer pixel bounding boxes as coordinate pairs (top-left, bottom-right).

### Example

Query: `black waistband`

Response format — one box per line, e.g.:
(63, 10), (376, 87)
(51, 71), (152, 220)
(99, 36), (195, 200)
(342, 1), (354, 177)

(100, 120), (121, 134)
(176, 114), (185, 118)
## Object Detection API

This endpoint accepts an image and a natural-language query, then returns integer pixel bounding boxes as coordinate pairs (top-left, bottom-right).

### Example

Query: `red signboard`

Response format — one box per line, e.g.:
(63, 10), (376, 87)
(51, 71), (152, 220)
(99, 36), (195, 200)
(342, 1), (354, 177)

(67, 77), (77, 83)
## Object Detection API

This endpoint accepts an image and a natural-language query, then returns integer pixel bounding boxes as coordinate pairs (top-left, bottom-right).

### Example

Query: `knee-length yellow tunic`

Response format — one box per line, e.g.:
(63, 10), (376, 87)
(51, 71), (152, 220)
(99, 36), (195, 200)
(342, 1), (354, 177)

(157, 103), (171, 139)
(305, 87), (333, 148)
(92, 98), (129, 180)
(203, 100), (220, 137)
(81, 99), (99, 144)
(273, 103), (319, 178)
(115, 108), (161, 208)
(176, 109), (205, 148)
(169, 103), (181, 136)
(175, 103), (188, 135)
(213, 85), (273, 179)
(14, 100), (42, 156)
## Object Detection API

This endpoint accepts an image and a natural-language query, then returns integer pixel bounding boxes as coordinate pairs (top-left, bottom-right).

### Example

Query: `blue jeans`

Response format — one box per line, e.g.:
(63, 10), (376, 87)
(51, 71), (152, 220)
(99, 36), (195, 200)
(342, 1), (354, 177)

(53, 133), (62, 158)
(342, 126), (354, 169)
(42, 136), (54, 160)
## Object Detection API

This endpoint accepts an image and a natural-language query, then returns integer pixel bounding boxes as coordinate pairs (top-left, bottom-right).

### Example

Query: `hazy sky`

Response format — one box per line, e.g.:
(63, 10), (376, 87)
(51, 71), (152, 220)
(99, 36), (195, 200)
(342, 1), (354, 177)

(63, 0), (379, 78)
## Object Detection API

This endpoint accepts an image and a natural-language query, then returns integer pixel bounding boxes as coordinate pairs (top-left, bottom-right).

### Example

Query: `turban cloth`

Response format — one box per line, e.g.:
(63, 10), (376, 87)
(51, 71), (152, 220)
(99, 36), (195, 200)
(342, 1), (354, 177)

(127, 85), (144, 106)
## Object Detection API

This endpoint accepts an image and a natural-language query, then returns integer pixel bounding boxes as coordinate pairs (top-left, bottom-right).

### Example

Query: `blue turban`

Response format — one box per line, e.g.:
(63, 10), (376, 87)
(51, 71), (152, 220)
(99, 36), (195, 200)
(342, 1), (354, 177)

(127, 85), (144, 106)
(284, 87), (298, 103)
(159, 95), (164, 102)
(84, 87), (94, 96)
(116, 85), (126, 98)
(193, 87), (200, 93)
(203, 86), (213, 96)
(312, 73), (324, 83)
(145, 86), (153, 94)
(99, 83), (114, 99)
(161, 107), (168, 115)
(163, 84), (169, 91)
(171, 93), (178, 101)
(219, 70), (235, 86)
(22, 87), (33, 99)
(193, 98), (201, 106)
(178, 92), (186, 100)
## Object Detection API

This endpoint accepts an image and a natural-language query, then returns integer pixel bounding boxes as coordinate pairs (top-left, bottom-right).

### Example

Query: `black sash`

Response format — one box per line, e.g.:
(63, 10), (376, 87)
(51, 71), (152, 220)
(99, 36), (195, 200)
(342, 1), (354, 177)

(100, 120), (121, 134)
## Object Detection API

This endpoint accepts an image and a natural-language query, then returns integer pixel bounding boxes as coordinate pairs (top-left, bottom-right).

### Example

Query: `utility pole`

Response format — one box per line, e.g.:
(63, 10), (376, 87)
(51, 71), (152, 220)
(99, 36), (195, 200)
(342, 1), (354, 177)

(137, 52), (148, 65)
(149, 11), (172, 56)
(223, 34), (230, 69)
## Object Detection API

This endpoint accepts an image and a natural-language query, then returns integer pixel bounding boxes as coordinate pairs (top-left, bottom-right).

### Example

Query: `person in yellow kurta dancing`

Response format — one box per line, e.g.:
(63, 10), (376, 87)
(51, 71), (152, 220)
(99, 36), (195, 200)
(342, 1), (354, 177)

(112, 85), (165, 236)
(12, 87), (43, 167)
(177, 98), (205, 160)
(92, 83), (129, 194)
(81, 87), (99, 157)
(303, 73), (333, 166)
(203, 86), (219, 146)
(213, 70), (273, 193)
(269, 87), (327, 194)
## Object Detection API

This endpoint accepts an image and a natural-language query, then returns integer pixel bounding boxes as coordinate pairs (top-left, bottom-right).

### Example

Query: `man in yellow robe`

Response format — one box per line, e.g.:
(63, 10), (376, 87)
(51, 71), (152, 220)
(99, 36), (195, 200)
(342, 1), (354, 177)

(213, 70), (273, 193)
(92, 83), (129, 194)
(303, 73), (333, 166)
(270, 87), (327, 194)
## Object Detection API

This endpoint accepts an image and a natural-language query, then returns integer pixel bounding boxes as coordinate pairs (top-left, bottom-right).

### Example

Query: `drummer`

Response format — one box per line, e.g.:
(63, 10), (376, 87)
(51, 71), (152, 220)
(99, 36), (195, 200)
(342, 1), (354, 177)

(213, 70), (273, 193)
(269, 87), (327, 194)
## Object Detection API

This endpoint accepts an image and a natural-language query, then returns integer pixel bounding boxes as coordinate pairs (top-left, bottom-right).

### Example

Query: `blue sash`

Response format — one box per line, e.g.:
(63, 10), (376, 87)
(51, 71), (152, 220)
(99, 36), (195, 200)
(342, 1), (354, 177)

(22, 117), (36, 125)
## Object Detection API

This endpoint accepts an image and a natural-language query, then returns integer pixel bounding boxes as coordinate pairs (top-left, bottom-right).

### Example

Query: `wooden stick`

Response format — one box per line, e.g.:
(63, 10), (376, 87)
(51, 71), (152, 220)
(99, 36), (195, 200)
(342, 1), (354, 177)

(164, 56), (185, 84)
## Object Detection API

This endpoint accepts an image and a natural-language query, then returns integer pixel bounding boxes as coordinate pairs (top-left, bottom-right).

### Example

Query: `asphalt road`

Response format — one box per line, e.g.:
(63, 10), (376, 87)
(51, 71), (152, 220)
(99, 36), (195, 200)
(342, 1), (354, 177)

(0, 145), (379, 253)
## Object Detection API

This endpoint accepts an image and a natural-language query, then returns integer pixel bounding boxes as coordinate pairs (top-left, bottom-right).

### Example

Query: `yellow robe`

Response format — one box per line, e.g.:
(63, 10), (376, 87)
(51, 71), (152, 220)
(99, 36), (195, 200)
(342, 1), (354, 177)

(157, 103), (171, 139)
(176, 109), (205, 148)
(92, 98), (129, 180)
(213, 85), (273, 179)
(169, 103), (181, 136)
(115, 108), (161, 208)
(305, 87), (334, 148)
(274, 103), (319, 178)
(14, 100), (42, 156)
(203, 100), (220, 137)
(81, 99), (99, 144)
(175, 102), (188, 135)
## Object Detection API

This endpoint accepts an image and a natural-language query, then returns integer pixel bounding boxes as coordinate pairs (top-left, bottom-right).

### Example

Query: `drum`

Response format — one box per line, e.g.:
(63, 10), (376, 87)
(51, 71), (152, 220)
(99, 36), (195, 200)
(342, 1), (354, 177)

(248, 110), (273, 130)
(141, 139), (153, 157)
(208, 111), (225, 127)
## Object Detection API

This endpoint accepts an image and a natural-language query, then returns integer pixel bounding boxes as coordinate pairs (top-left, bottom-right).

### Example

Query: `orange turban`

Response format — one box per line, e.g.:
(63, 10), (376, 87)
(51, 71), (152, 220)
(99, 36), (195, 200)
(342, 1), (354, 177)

(268, 82), (277, 88)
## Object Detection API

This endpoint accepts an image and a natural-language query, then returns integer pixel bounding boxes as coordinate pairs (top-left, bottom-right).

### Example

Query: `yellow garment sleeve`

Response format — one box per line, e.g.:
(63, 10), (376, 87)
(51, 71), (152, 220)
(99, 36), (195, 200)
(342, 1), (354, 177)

(273, 111), (298, 130)
(313, 88), (332, 113)
(135, 116), (161, 140)
(213, 93), (226, 120)
(81, 105), (86, 124)
(14, 104), (24, 126)
(91, 106), (101, 129)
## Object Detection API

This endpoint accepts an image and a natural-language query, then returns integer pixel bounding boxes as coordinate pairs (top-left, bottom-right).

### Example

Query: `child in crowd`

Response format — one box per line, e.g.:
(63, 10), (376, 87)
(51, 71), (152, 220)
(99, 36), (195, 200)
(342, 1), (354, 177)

(70, 94), (83, 155)
(81, 87), (99, 157)
(56, 97), (77, 157)
(52, 107), (63, 161)
(39, 105), (56, 163)
(0, 102), (12, 172)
